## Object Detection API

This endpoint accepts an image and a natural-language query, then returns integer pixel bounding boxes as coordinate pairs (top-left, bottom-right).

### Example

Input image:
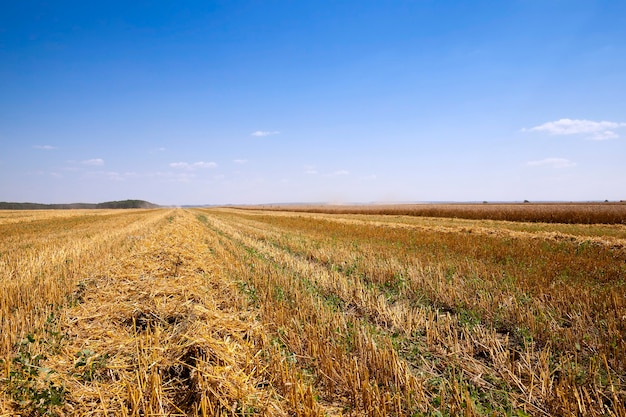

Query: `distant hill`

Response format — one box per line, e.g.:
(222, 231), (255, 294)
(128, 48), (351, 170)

(0, 199), (160, 210)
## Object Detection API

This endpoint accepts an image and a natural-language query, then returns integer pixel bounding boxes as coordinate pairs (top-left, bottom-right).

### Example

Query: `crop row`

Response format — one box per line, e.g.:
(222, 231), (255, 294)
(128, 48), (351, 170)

(244, 203), (626, 224)
(2, 208), (624, 415)
(202, 208), (626, 416)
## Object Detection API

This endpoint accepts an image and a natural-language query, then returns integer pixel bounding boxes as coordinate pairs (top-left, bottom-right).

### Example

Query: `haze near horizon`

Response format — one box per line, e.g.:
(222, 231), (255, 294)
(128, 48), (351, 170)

(1, 1), (625, 205)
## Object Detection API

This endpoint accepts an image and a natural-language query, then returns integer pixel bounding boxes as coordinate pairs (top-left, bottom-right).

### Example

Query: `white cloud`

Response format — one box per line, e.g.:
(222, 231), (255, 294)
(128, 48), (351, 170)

(81, 158), (104, 166)
(525, 118), (626, 140)
(33, 145), (57, 150)
(194, 162), (217, 169)
(327, 170), (350, 177)
(360, 174), (377, 180)
(102, 171), (125, 181)
(527, 158), (576, 168)
(148, 147), (166, 155)
(304, 164), (318, 175)
(169, 161), (218, 170)
(590, 130), (619, 140)
(233, 159), (248, 164)
(84, 171), (139, 181)
(251, 130), (280, 137)
(143, 171), (198, 183)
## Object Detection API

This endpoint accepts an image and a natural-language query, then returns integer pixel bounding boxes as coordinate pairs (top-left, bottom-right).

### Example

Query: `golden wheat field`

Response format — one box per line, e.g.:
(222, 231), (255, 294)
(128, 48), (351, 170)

(1, 207), (625, 416)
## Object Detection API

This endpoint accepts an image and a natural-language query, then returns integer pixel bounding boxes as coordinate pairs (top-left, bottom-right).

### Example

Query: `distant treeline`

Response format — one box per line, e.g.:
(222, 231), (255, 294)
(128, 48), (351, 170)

(241, 202), (626, 225)
(0, 199), (159, 210)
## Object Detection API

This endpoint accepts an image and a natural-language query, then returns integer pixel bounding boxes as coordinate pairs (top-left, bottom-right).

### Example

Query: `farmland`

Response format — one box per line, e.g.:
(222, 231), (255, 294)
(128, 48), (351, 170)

(1, 206), (625, 416)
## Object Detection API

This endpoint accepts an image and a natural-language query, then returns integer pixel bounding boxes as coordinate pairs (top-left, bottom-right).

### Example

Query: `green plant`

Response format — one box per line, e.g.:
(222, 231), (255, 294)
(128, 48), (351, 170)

(5, 335), (65, 416)
(273, 285), (286, 302)
(73, 349), (109, 382)
(237, 280), (258, 304)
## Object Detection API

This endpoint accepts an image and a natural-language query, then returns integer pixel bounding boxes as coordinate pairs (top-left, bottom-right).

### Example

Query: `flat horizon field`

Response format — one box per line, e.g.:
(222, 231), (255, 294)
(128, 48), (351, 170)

(1, 206), (624, 416)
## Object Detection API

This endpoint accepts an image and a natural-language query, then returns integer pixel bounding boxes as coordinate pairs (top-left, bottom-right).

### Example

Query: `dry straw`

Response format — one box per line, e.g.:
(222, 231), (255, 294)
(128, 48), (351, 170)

(2, 206), (625, 416)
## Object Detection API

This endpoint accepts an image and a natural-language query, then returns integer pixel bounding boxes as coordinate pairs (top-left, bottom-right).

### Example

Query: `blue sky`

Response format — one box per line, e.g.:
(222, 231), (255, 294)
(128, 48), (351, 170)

(1, 1), (625, 205)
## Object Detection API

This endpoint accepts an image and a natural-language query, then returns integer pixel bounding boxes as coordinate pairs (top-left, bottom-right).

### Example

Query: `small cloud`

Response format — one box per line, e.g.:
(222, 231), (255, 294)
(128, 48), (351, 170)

(148, 147), (166, 155)
(81, 158), (104, 166)
(84, 171), (139, 181)
(327, 170), (350, 177)
(147, 171), (197, 182)
(26, 170), (46, 176)
(590, 130), (619, 141)
(233, 159), (248, 164)
(527, 158), (576, 168)
(304, 164), (318, 175)
(524, 118), (626, 140)
(102, 171), (125, 181)
(33, 145), (57, 150)
(169, 161), (218, 170)
(251, 130), (280, 137)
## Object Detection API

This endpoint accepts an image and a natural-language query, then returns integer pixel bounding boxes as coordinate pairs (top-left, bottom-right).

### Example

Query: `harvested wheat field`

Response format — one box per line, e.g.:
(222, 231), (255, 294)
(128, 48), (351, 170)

(1, 207), (625, 416)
